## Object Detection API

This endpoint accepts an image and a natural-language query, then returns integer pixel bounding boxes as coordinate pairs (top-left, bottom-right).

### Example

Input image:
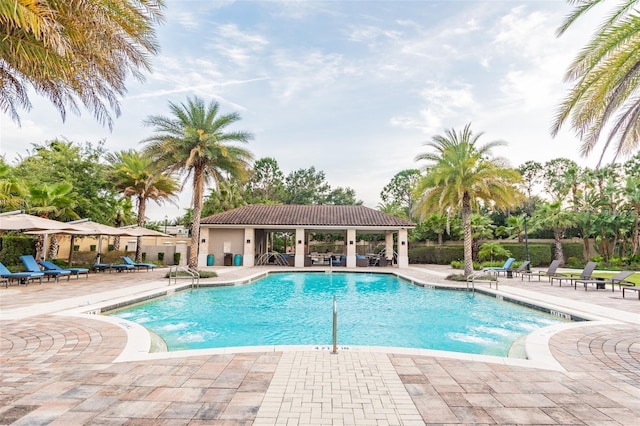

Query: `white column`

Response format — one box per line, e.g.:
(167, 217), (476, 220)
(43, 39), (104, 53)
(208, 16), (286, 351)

(346, 228), (356, 267)
(176, 241), (188, 266)
(244, 227), (255, 267)
(294, 228), (305, 267)
(397, 228), (409, 268)
(385, 232), (394, 264)
(197, 231), (208, 267)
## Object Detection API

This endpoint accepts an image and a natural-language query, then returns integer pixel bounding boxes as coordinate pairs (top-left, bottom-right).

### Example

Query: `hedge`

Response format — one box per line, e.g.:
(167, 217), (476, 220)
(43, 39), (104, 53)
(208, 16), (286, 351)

(0, 236), (36, 268)
(409, 242), (584, 266)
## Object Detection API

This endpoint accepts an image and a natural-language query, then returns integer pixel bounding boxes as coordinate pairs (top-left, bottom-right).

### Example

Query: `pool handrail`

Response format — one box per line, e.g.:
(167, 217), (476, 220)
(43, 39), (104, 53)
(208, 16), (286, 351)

(168, 265), (200, 287)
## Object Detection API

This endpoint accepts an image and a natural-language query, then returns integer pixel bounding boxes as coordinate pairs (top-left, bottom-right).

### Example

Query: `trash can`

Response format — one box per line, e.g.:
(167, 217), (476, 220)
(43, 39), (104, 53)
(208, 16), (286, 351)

(234, 254), (242, 266)
(224, 253), (233, 266)
(206, 254), (214, 266)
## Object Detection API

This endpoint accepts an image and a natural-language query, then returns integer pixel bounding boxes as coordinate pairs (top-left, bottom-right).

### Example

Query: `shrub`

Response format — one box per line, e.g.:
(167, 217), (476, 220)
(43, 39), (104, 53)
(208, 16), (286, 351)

(478, 242), (511, 262)
(73, 245), (80, 251)
(0, 235), (36, 267)
(158, 252), (165, 262)
(90, 245), (96, 251)
(108, 244), (114, 251)
(450, 260), (481, 270)
(174, 252), (181, 265)
(142, 252), (146, 261)
(409, 245), (464, 264)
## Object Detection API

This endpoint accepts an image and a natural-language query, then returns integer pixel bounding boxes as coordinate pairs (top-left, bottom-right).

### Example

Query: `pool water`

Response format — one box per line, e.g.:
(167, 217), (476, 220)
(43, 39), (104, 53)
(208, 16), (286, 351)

(110, 272), (567, 356)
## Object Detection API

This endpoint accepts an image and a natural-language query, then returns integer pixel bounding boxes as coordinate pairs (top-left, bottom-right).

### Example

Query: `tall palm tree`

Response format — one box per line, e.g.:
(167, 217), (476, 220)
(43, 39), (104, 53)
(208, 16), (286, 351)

(106, 150), (179, 262)
(532, 201), (577, 265)
(0, 163), (27, 210)
(414, 124), (524, 276)
(0, 0), (164, 128)
(142, 96), (254, 269)
(552, 0), (640, 165)
(27, 181), (79, 260)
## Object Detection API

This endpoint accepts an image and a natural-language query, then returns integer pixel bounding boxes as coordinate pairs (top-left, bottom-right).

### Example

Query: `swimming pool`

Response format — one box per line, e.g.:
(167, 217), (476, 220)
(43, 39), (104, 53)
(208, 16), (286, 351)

(109, 272), (568, 356)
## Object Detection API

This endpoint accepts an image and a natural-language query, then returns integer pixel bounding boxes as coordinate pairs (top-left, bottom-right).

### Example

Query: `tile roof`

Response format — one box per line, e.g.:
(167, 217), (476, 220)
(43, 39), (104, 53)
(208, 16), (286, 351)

(200, 205), (415, 228)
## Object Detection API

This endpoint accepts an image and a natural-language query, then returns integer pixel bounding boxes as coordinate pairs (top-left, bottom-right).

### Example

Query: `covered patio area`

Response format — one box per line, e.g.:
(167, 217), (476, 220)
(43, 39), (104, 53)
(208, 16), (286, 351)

(198, 205), (415, 268)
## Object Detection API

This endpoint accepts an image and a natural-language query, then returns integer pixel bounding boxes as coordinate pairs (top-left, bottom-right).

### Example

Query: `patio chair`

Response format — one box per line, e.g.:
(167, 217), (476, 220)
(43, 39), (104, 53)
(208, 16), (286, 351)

(550, 262), (597, 287)
(121, 256), (157, 271)
(20, 255), (71, 282)
(522, 260), (561, 282)
(483, 257), (516, 275)
(39, 260), (89, 280)
(0, 261), (44, 287)
(508, 261), (531, 277)
(573, 271), (634, 292)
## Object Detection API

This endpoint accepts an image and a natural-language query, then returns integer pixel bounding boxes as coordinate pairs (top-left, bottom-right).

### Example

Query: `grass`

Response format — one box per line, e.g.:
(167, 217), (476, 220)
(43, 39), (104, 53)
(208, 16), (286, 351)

(591, 271), (640, 286)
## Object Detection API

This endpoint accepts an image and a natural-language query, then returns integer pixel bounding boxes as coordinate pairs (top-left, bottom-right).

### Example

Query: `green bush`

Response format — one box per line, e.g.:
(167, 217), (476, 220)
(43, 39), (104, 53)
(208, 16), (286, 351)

(142, 252), (146, 261)
(561, 243), (584, 261)
(450, 260), (481, 270)
(0, 235), (36, 268)
(174, 252), (181, 265)
(90, 245), (96, 251)
(478, 242), (511, 262)
(408, 245), (464, 264)
(158, 252), (165, 262)
(73, 245), (80, 251)
(497, 243), (552, 267)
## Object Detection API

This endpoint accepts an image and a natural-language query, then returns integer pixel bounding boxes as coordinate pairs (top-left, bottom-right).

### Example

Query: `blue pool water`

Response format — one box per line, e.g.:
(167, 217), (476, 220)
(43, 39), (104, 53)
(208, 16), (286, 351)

(110, 272), (567, 356)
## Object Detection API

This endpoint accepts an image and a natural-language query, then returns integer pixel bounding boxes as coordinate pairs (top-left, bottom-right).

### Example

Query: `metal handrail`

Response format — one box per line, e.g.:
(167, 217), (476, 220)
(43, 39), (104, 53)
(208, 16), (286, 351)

(332, 295), (337, 354)
(466, 270), (499, 293)
(168, 265), (200, 287)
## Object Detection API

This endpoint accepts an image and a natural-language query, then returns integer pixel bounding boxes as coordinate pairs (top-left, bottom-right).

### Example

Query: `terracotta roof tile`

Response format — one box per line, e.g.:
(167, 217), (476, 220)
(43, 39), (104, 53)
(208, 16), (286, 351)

(200, 205), (414, 228)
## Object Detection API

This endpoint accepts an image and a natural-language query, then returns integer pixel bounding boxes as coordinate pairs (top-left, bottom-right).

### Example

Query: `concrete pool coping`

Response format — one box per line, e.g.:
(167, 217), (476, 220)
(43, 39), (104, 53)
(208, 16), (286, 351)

(2, 264), (638, 425)
(47, 267), (635, 373)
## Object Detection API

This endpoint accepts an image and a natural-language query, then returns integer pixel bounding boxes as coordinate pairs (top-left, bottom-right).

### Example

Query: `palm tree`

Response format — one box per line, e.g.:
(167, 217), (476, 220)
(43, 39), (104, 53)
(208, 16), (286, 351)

(142, 96), (254, 269)
(106, 150), (179, 262)
(0, 163), (26, 210)
(0, 0), (164, 128)
(27, 182), (79, 260)
(552, 0), (640, 165)
(414, 124), (524, 276)
(532, 201), (577, 265)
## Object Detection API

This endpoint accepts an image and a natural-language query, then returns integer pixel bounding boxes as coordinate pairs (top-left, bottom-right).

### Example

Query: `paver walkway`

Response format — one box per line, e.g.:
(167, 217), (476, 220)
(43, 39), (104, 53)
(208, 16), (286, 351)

(1, 265), (639, 425)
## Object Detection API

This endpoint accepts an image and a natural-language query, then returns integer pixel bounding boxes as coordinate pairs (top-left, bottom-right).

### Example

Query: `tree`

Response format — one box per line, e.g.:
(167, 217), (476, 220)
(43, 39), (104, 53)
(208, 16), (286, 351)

(143, 96), (254, 269)
(27, 182), (79, 260)
(414, 123), (524, 276)
(283, 167), (330, 205)
(1, 0), (164, 128)
(245, 157), (285, 203)
(380, 169), (422, 219)
(518, 161), (543, 201)
(12, 140), (116, 223)
(552, 0), (640, 164)
(532, 201), (577, 265)
(107, 150), (179, 262)
(325, 187), (361, 205)
(0, 161), (26, 210)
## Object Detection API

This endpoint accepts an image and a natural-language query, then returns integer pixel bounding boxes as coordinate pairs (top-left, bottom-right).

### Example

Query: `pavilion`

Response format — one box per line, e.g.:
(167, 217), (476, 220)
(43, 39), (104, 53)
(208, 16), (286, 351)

(198, 205), (415, 268)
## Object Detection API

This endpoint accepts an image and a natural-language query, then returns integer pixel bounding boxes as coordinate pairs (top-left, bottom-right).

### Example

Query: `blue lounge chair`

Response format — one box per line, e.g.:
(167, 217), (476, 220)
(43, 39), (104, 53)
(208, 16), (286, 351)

(39, 260), (89, 280)
(0, 261), (44, 287)
(20, 255), (71, 282)
(483, 257), (516, 273)
(122, 256), (156, 271)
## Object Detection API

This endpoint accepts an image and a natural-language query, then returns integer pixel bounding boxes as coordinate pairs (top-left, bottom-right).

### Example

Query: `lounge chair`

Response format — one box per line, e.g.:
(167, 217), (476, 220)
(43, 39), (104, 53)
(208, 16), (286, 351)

(509, 261), (531, 277)
(0, 261), (44, 287)
(331, 255), (346, 267)
(573, 271), (634, 292)
(122, 256), (157, 271)
(356, 255), (369, 267)
(522, 260), (561, 282)
(483, 257), (515, 271)
(39, 260), (89, 280)
(20, 255), (71, 282)
(550, 262), (597, 287)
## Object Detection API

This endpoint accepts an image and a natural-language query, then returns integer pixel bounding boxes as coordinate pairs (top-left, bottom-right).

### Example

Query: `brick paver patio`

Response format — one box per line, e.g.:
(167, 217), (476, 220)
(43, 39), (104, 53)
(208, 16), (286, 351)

(1, 265), (638, 425)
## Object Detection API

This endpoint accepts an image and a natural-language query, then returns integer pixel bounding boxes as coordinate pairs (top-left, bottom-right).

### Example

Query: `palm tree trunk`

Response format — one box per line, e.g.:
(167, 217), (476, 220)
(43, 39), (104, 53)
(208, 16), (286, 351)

(48, 234), (60, 259)
(136, 196), (146, 263)
(633, 207), (639, 256)
(189, 167), (205, 269)
(554, 229), (565, 265)
(462, 194), (473, 276)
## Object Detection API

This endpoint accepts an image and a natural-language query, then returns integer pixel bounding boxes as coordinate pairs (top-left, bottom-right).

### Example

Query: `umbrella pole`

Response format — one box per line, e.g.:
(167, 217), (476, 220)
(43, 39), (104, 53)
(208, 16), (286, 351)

(68, 235), (76, 265)
(96, 235), (103, 264)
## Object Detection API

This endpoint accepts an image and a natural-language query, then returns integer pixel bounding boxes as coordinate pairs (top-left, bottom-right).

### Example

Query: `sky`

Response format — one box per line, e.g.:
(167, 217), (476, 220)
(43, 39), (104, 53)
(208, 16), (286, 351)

(0, 0), (613, 222)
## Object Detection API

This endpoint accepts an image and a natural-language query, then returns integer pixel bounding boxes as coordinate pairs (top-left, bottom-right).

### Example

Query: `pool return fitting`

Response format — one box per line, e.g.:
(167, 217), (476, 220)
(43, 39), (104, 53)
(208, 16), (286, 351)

(332, 295), (338, 354)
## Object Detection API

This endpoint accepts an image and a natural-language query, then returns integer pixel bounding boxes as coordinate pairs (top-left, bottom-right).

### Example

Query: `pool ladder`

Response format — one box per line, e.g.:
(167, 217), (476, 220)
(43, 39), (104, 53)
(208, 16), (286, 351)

(332, 295), (337, 354)
(466, 270), (499, 293)
(168, 266), (200, 287)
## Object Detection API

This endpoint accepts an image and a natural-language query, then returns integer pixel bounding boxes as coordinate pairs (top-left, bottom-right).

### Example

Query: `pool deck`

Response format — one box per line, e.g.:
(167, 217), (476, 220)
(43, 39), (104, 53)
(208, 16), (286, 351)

(0, 264), (638, 425)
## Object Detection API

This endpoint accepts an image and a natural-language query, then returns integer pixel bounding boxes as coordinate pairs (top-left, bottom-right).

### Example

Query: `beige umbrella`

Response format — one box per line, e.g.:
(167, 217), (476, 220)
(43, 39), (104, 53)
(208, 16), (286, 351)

(0, 212), (84, 231)
(119, 225), (170, 237)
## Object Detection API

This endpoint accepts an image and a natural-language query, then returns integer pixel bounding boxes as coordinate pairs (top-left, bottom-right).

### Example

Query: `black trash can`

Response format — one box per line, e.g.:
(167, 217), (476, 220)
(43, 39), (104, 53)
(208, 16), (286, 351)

(224, 253), (233, 266)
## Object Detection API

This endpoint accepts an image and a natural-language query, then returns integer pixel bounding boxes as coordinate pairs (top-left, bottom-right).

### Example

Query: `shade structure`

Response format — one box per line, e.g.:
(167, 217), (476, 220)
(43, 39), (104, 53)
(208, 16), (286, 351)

(120, 225), (170, 237)
(0, 213), (84, 232)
